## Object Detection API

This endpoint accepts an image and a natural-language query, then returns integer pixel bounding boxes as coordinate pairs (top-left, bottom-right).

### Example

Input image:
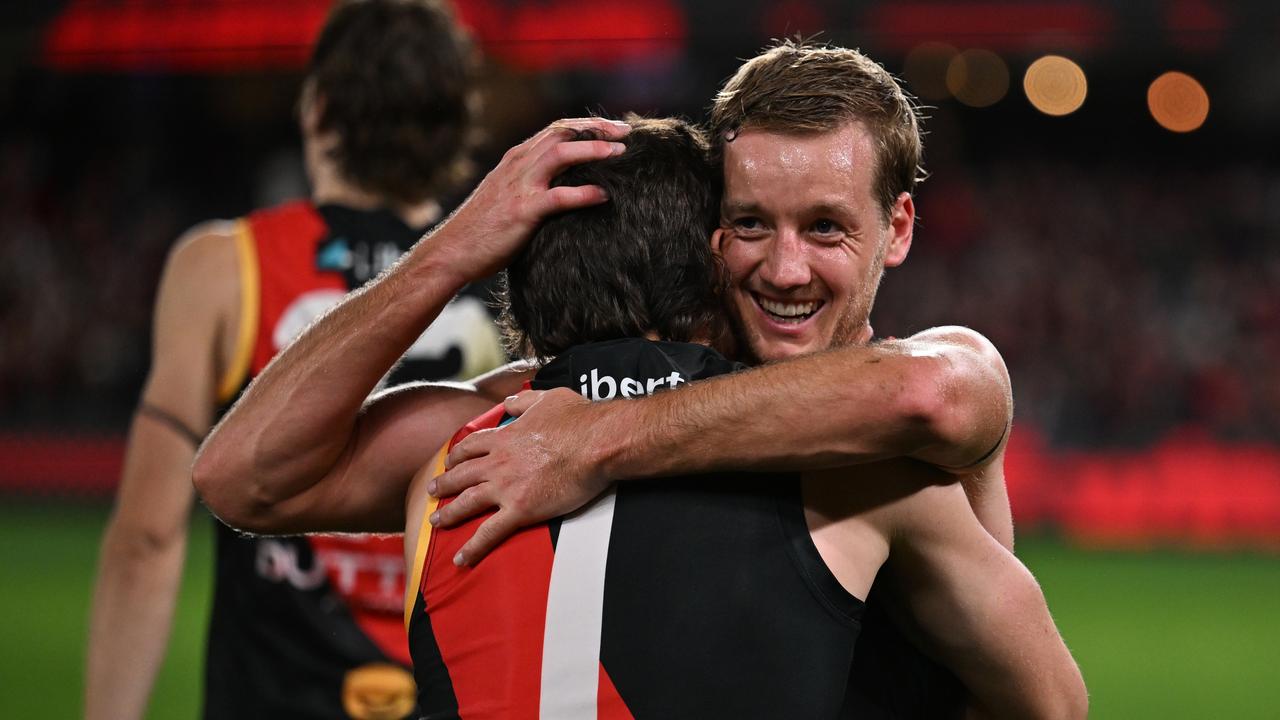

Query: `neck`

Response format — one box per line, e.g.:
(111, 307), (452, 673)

(304, 135), (442, 228)
(643, 330), (712, 348)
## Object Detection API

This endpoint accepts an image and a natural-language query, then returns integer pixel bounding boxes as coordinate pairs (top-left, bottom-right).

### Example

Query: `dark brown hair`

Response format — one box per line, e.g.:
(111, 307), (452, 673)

(710, 39), (926, 218)
(499, 117), (724, 361)
(308, 0), (476, 204)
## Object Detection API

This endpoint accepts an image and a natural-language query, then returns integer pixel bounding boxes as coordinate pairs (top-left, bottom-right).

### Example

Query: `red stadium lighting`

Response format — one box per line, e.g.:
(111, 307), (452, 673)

(42, 0), (686, 74)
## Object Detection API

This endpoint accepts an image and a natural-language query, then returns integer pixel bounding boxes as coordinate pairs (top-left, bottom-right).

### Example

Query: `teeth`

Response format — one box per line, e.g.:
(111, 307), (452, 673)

(758, 297), (819, 318)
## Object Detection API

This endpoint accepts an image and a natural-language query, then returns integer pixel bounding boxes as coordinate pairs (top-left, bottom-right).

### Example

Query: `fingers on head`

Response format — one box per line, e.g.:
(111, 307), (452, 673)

(544, 184), (609, 213)
(550, 117), (631, 140)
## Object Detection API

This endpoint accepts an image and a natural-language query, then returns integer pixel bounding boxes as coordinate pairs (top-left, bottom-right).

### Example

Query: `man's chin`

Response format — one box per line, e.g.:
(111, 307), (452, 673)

(748, 333), (827, 363)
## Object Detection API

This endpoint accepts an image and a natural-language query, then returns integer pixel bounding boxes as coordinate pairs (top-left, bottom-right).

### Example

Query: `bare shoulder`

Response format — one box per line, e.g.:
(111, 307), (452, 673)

(157, 219), (240, 311)
(147, 220), (242, 381)
(468, 359), (539, 403)
(168, 220), (238, 267)
(906, 325), (1006, 371)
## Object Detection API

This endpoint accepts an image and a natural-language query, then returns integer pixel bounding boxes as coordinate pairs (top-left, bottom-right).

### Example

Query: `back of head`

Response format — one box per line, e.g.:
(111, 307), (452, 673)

(308, 0), (475, 205)
(709, 40), (925, 218)
(500, 117), (722, 360)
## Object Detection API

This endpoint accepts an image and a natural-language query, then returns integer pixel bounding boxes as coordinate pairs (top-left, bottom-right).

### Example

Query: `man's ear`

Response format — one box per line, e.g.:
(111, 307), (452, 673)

(298, 78), (325, 137)
(883, 192), (914, 268)
(710, 226), (726, 256)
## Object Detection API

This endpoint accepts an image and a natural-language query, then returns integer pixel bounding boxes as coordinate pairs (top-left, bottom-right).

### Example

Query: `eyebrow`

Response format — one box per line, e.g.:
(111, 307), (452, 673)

(815, 202), (857, 218)
(721, 200), (763, 216)
(723, 200), (858, 219)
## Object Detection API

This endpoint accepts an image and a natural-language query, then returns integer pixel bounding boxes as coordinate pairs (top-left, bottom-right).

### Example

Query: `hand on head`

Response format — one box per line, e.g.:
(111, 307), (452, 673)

(429, 118), (630, 284)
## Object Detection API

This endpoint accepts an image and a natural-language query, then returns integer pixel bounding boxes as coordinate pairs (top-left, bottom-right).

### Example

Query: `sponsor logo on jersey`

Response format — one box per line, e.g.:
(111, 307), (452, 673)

(255, 537), (405, 612)
(577, 367), (684, 401)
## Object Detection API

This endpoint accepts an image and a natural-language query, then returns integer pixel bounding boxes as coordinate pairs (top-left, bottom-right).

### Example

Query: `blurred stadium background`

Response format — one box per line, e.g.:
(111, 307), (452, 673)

(2, 0), (1279, 717)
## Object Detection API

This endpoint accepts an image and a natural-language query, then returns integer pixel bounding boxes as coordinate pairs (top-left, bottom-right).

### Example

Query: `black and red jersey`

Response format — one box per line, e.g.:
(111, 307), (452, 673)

(204, 200), (503, 720)
(407, 339), (866, 719)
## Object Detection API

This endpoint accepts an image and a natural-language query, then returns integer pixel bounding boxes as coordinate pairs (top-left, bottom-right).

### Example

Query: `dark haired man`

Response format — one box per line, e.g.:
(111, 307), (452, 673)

(85, 2), (504, 718)
(197, 116), (1082, 717)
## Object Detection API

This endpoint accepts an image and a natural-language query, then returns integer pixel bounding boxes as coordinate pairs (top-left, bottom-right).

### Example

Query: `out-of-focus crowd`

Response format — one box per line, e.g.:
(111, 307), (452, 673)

(3, 134), (1278, 447)
(1, 138), (182, 429)
(877, 160), (1280, 446)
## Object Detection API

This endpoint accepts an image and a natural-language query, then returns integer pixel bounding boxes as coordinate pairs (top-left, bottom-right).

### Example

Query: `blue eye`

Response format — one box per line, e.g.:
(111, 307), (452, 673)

(813, 219), (838, 234)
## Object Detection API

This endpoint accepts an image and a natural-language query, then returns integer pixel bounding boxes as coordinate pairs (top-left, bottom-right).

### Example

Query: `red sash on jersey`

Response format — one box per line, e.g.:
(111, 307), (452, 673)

(411, 406), (632, 718)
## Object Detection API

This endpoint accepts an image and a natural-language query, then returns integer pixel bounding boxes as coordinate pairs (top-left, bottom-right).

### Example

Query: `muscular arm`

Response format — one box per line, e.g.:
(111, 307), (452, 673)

(599, 326), (1008, 474)
(85, 225), (235, 720)
(193, 119), (629, 534)
(883, 482), (1086, 719)
(432, 327), (1014, 562)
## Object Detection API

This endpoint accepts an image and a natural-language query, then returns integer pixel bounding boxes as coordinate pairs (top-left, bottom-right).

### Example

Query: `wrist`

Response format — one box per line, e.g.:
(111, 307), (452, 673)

(588, 399), (648, 483)
(406, 239), (473, 293)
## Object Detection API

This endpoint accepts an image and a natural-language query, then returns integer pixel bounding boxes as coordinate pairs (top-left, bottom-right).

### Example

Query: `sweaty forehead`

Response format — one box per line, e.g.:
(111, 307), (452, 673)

(721, 124), (877, 213)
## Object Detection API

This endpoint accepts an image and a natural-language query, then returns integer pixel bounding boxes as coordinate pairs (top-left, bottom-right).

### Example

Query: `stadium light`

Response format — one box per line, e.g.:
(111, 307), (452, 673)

(946, 49), (1009, 108)
(903, 42), (958, 101)
(1148, 71), (1209, 132)
(1023, 55), (1088, 116)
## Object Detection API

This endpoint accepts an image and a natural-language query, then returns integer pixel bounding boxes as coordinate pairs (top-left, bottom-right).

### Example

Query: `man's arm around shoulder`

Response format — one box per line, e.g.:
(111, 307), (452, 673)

(429, 325), (1015, 562)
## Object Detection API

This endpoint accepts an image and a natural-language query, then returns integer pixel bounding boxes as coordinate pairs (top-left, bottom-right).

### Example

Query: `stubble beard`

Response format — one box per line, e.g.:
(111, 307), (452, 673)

(725, 268), (883, 366)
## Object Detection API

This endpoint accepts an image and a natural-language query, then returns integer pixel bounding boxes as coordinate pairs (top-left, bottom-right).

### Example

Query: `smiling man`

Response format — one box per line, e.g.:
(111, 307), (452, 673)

(427, 42), (1030, 716)
(716, 122), (907, 362)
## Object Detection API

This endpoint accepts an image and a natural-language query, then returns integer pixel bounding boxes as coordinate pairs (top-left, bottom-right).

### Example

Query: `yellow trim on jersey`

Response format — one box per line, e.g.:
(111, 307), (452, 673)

(404, 445), (450, 630)
(216, 219), (259, 403)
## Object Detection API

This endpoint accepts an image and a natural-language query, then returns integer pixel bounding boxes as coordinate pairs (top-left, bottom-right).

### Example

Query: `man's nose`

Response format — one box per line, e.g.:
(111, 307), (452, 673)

(759, 229), (810, 290)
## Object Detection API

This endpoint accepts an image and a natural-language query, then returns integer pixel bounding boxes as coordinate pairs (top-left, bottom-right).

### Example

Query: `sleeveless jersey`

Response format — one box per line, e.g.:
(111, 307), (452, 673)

(406, 339), (866, 719)
(204, 200), (504, 720)
(840, 587), (965, 718)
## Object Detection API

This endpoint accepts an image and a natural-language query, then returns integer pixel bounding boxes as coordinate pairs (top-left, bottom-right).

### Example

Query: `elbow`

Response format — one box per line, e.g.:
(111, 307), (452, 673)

(1051, 661), (1089, 720)
(899, 347), (1006, 467)
(1021, 650), (1088, 720)
(192, 443), (275, 534)
(894, 355), (966, 448)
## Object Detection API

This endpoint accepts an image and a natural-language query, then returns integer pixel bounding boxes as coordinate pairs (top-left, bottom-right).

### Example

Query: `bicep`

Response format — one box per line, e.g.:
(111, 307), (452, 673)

(267, 383), (494, 533)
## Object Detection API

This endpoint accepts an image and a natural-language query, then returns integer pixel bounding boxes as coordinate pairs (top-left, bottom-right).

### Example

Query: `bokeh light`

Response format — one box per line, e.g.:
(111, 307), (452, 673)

(946, 49), (1009, 108)
(903, 42), (958, 101)
(1023, 55), (1087, 116)
(1148, 71), (1209, 132)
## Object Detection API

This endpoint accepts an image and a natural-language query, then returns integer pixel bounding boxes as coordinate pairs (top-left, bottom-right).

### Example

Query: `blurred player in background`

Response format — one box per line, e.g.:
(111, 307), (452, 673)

(84, 2), (503, 718)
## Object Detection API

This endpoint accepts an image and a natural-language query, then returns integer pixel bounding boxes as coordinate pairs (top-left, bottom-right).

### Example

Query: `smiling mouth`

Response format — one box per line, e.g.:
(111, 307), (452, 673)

(753, 294), (824, 324)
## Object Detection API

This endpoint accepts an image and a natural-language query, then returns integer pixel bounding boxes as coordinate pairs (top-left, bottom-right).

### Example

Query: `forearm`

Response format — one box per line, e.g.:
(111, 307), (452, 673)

(85, 520), (188, 720)
(598, 342), (945, 480)
(197, 241), (466, 510)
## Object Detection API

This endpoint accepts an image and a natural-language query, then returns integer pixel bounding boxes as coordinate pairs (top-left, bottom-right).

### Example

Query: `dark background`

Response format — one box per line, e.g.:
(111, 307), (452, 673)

(1, 3), (1278, 717)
